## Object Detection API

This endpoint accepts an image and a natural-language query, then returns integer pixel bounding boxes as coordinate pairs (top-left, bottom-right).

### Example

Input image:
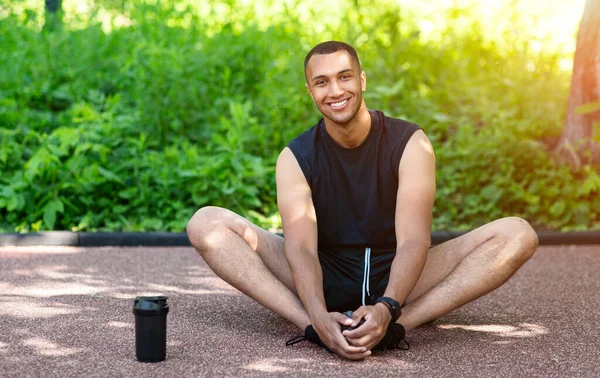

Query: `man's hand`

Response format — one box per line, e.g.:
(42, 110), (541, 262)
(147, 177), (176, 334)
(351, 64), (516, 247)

(342, 303), (392, 350)
(312, 312), (372, 360)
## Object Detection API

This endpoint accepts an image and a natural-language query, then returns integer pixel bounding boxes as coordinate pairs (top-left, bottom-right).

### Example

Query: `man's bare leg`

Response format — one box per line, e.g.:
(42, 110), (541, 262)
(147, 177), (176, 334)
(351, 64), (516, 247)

(399, 217), (539, 330)
(186, 206), (310, 330)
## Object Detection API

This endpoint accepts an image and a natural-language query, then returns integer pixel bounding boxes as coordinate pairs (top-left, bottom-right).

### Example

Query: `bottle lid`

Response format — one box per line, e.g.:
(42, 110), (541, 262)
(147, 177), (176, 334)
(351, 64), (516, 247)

(133, 296), (169, 316)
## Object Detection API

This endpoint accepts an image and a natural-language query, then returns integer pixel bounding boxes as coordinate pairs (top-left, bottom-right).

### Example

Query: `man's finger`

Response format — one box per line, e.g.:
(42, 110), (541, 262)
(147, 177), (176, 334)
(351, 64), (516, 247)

(345, 333), (372, 348)
(339, 349), (372, 360)
(350, 306), (367, 327)
(333, 312), (353, 327)
(329, 328), (367, 351)
(334, 333), (371, 358)
(343, 324), (369, 338)
(343, 315), (376, 339)
(338, 343), (369, 354)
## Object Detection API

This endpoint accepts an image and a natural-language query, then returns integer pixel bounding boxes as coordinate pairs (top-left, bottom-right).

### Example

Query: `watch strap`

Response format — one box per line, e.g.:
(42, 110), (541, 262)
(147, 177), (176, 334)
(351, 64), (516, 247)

(375, 296), (401, 323)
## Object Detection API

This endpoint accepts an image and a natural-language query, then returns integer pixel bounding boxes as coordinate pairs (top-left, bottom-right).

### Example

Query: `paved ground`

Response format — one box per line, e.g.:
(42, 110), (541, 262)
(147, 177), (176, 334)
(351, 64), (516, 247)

(0, 245), (598, 377)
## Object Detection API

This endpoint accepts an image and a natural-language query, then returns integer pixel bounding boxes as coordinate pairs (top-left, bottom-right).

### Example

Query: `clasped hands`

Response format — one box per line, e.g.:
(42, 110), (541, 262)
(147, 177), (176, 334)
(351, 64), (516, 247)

(312, 303), (392, 360)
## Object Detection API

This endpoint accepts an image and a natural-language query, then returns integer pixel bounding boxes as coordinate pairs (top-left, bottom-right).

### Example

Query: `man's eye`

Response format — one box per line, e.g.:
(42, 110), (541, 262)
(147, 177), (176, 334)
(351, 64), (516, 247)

(316, 80), (326, 86)
(341, 75), (350, 80)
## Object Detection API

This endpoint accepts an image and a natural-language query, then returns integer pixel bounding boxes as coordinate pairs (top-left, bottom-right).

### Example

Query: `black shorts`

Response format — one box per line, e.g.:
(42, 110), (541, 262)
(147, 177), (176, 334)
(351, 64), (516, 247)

(318, 247), (395, 313)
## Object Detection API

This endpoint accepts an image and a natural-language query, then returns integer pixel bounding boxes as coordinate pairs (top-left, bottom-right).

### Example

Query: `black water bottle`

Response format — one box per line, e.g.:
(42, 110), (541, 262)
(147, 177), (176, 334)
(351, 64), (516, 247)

(133, 296), (169, 362)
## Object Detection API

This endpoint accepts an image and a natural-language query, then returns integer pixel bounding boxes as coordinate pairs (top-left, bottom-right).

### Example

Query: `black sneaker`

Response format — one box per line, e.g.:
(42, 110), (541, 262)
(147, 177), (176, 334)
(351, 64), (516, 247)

(286, 325), (333, 353)
(372, 323), (410, 351)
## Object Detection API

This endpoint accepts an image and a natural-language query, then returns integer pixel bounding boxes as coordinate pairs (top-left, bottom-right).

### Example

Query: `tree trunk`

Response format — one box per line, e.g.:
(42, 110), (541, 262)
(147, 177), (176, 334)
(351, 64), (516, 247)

(555, 0), (600, 168)
(45, 0), (62, 13)
(44, 0), (63, 32)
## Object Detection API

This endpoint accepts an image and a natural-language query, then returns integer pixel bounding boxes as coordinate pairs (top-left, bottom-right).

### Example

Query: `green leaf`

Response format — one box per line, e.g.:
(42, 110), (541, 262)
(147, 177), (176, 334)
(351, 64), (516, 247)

(549, 201), (566, 217)
(179, 170), (198, 178)
(221, 186), (235, 195)
(211, 133), (228, 149)
(43, 203), (58, 230)
(53, 127), (80, 149)
(97, 166), (124, 184)
(432, 113), (451, 123)
(231, 157), (244, 173)
(141, 218), (163, 230)
(0, 187), (14, 198)
(7, 196), (19, 211)
(24, 148), (48, 181)
(118, 188), (135, 199)
(31, 220), (43, 232)
(578, 170), (600, 196)
(246, 196), (262, 207)
(48, 199), (64, 213)
(0, 147), (7, 164)
(480, 185), (503, 203)
(112, 205), (128, 214)
(575, 102), (600, 115)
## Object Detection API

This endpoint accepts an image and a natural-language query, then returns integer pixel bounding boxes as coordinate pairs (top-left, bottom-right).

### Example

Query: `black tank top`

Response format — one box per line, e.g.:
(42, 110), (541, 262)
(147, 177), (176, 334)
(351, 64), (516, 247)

(287, 109), (421, 251)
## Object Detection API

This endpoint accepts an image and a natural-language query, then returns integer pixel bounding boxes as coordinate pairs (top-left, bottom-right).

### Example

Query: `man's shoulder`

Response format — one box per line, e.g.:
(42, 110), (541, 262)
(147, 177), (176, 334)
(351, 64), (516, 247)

(286, 119), (322, 154)
(282, 120), (322, 187)
(375, 110), (421, 133)
(377, 111), (422, 161)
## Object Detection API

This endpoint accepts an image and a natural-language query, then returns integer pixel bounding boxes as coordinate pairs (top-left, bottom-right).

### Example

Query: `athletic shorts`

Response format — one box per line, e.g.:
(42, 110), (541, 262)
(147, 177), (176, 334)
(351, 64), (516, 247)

(318, 247), (396, 313)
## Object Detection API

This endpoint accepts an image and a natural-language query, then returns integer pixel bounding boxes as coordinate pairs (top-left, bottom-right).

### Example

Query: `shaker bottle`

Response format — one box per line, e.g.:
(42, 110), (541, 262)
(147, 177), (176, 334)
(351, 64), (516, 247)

(133, 296), (169, 362)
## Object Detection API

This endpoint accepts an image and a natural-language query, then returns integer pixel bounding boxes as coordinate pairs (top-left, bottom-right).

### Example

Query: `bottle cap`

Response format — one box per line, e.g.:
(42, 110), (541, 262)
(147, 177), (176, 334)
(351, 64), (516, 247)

(133, 296), (169, 316)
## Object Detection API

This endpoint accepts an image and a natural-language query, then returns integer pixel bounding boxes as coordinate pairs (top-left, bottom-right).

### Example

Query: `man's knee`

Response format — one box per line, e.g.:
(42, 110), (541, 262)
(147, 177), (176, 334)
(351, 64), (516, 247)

(186, 206), (230, 252)
(495, 217), (539, 265)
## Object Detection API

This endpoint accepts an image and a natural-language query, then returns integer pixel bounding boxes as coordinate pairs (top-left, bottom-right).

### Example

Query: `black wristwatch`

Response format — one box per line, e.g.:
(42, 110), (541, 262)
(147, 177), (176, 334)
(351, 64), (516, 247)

(374, 296), (401, 323)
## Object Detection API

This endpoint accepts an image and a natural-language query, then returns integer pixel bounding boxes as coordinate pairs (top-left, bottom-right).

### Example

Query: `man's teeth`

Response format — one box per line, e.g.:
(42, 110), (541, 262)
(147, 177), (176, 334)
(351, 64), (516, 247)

(330, 100), (347, 107)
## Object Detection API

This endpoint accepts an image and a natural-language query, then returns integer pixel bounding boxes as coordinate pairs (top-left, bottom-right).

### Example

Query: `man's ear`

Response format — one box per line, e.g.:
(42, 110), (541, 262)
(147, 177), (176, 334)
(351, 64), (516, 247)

(305, 82), (313, 99)
(361, 71), (367, 92)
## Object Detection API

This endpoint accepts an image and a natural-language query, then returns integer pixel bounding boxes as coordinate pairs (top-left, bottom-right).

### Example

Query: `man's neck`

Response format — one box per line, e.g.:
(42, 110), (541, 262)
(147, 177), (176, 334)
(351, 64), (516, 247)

(323, 103), (371, 149)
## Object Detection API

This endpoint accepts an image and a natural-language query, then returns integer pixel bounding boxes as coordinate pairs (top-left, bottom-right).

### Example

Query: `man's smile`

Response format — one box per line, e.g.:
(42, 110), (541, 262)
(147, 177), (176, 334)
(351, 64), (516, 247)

(327, 98), (350, 109)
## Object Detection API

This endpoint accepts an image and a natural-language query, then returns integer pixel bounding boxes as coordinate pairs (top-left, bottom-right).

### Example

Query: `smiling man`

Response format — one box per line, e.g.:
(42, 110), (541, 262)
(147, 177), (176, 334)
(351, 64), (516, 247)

(186, 41), (539, 360)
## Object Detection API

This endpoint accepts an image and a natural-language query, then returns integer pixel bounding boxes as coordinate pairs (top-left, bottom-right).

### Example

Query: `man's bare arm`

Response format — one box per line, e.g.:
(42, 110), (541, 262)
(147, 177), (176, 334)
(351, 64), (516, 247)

(343, 130), (435, 349)
(385, 129), (436, 304)
(276, 147), (325, 318)
(276, 147), (370, 359)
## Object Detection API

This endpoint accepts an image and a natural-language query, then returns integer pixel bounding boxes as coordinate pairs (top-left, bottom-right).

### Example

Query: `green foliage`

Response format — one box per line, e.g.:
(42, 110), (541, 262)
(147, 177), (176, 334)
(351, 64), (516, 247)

(434, 124), (600, 231)
(0, 0), (598, 232)
(0, 94), (274, 231)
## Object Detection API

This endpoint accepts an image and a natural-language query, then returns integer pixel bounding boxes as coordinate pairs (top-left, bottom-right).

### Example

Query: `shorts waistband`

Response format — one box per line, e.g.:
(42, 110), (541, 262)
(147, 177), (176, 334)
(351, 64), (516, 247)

(319, 246), (396, 256)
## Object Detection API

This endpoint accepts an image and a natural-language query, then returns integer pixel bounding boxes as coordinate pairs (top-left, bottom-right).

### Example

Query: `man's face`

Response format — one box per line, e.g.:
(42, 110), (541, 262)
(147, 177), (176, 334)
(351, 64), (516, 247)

(305, 51), (366, 126)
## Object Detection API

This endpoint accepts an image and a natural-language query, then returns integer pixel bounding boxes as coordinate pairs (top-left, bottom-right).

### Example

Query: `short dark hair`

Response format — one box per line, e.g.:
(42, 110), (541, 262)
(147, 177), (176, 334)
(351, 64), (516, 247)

(304, 41), (361, 80)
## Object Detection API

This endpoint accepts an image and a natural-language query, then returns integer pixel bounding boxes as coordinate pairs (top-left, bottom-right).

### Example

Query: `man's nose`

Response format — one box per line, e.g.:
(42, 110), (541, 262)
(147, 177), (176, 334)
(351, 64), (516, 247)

(329, 80), (343, 97)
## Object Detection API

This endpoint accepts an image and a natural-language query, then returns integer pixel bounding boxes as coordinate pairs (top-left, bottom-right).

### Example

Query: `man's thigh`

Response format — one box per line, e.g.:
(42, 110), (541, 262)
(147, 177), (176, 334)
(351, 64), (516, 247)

(194, 206), (294, 293)
(404, 218), (518, 304)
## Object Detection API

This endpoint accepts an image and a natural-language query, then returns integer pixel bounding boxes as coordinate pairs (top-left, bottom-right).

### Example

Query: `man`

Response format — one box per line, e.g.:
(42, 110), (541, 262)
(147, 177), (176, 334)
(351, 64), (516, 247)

(186, 41), (539, 360)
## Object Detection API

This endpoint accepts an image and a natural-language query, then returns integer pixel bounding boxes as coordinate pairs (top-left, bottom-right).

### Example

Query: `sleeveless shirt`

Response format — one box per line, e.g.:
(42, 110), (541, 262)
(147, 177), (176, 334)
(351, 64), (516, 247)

(286, 109), (421, 251)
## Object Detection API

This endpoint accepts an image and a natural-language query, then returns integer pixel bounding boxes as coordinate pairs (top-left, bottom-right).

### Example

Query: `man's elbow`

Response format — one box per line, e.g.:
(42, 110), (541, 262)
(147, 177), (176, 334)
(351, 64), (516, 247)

(396, 235), (431, 256)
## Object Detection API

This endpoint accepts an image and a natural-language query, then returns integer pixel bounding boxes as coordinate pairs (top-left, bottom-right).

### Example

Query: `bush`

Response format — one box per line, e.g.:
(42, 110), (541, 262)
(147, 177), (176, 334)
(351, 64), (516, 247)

(0, 0), (597, 232)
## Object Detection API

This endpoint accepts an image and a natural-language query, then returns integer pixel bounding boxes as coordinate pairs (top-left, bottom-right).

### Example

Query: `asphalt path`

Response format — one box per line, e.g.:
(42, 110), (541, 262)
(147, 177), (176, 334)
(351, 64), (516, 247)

(0, 245), (598, 377)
